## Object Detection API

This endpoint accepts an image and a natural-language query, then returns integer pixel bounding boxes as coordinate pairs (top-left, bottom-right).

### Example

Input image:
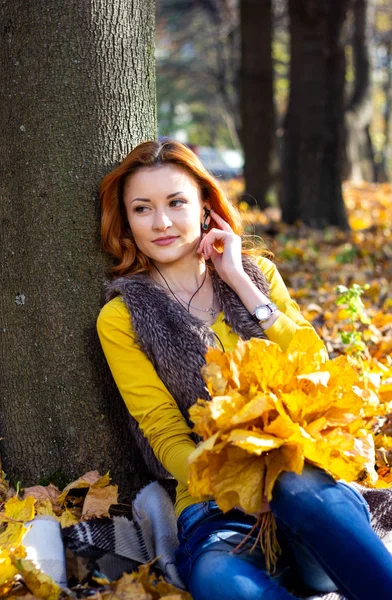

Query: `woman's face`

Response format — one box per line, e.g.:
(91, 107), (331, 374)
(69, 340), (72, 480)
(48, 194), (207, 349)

(123, 165), (208, 265)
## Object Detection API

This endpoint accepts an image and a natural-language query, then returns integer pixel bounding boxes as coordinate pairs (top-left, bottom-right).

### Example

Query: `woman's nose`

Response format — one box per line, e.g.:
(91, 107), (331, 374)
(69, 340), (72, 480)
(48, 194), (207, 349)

(153, 211), (172, 230)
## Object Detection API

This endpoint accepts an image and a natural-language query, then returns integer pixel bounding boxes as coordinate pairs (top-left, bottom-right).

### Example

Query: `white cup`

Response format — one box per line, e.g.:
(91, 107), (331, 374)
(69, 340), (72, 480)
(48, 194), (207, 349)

(23, 515), (67, 587)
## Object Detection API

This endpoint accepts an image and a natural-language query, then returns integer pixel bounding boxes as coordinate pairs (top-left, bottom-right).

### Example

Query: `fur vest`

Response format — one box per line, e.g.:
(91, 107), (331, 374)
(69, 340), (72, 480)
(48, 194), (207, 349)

(105, 255), (270, 479)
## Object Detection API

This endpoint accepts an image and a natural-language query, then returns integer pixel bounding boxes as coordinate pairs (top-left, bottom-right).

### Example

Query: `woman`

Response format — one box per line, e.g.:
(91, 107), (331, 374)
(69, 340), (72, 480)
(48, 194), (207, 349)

(97, 140), (392, 600)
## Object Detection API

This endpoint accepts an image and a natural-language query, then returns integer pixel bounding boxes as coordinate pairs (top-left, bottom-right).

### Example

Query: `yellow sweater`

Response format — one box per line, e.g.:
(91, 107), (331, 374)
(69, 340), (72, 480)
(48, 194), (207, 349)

(97, 257), (325, 517)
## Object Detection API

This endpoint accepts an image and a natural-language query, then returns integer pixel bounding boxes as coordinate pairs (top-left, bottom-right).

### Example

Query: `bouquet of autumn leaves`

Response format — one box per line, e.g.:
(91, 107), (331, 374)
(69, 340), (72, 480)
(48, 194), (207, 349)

(188, 330), (391, 522)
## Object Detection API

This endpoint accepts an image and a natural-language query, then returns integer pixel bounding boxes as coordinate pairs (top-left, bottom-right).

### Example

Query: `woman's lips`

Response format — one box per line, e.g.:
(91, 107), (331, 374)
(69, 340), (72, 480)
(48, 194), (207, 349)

(152, 236), (179, 246)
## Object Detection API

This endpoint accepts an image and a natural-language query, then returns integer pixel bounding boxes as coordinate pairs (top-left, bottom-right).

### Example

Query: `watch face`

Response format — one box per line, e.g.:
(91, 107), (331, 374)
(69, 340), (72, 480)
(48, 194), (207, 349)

(255, 306), (270, 322)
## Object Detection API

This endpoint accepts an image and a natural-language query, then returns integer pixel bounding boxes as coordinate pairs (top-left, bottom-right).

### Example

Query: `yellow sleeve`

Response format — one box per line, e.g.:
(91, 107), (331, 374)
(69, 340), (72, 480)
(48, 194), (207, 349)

(96, 297), (196, 486)
(256, 256), (328, 357)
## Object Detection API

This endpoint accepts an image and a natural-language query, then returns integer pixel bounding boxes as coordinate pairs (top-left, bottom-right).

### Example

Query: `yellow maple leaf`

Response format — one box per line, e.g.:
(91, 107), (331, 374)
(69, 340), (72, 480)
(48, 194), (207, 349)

(208, 393), (246, 432)
(0, 549), (18, 588)
(0, 498), (35, 550)
(305, 417), (328, 437)
(212, 447), (266, 514)
(242, 338), (291, 392)
(34, 498), (58, 519)
(264, 410), (303, 440)
(13, 558), (60, 600)
(285, 329), (327, 374)
(296, 371), (331, 392)
(188, 448), (227, 501)
(4, 496), (36, 522)
(280, 389), (310, 423)
(228, 394), (276, 428)
(188, 431), (223, 463)
(226, 429), (284, 455)
(303, 428), (373, 482)
(202, 343), (247, 395)
(190, 394), (245, 438)
(0, 521), (28, 549)
(59, 508), (79, 528)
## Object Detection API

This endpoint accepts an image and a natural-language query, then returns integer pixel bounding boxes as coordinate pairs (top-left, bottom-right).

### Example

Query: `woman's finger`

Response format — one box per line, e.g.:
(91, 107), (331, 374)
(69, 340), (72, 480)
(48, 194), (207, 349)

(209, 209), (233, 232)
(203, 230), (231, 256)
(209, 248), (220, 264)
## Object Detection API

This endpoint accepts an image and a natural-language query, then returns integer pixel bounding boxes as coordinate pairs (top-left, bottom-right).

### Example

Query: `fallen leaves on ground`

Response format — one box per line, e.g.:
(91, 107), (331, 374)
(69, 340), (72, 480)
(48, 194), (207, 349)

(0, 470), (120, 599)
(0, 469), (190, 600)
(95, 565), (192, 600)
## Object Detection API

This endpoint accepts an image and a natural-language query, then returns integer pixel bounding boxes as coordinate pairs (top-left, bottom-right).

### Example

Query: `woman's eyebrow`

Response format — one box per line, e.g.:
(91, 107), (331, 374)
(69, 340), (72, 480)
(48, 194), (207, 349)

(167, 191), (184, 199)
(131, 191), (184, 204)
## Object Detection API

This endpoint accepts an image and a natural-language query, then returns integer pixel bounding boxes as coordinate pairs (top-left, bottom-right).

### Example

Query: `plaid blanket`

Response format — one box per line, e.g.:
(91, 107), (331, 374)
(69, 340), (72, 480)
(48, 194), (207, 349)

(62, 482), (392, 599)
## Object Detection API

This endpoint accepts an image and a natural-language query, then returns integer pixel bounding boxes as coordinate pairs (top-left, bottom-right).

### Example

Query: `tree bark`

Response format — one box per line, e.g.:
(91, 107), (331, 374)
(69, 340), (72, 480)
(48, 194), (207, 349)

(0, 0), (156, 497)
(281, 0), (350, 229)
(240, 0), (275, 208)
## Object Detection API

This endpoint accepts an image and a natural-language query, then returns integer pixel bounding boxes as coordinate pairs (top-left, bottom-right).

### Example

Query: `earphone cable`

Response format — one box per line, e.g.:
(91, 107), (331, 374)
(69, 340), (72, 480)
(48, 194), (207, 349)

(153, 263), (207, 313)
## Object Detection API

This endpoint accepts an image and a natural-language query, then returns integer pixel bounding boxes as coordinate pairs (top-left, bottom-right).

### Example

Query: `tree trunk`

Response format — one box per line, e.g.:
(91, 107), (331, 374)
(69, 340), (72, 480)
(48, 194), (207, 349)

(377, 40), (392, 182)
(281, 0), (350, 229)
(345, 0), (375, 183)
(0, 0), (156, 497)
(240, 0), (275, 208)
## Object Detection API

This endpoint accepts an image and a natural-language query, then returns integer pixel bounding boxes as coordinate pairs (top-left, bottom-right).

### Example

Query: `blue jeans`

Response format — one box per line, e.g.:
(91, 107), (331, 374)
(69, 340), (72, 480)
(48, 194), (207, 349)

(176, 465), (392, 600)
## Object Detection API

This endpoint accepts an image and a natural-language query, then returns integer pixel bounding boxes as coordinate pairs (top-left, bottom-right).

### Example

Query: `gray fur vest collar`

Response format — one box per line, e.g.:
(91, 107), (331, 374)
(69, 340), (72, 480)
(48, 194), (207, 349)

(105, 255), (270, 479)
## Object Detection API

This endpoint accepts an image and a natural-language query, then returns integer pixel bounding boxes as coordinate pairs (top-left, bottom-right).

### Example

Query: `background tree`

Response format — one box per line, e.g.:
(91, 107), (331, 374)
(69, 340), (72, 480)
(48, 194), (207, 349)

(281, 0), (350, 228)
(0, 0), (156, 495)
(240, 0), (275, 208)
(372, 0), (392, 181)
(345, 0), (375, 183)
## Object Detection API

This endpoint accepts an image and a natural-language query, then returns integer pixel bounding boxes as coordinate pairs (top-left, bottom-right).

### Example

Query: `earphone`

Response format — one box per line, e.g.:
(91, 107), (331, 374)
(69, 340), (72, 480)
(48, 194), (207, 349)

(202, 207), (211, 231)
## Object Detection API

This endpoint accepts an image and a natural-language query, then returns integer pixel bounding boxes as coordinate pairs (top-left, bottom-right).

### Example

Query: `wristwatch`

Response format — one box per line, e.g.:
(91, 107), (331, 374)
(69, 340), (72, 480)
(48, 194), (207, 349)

(252, 302), (279, 324)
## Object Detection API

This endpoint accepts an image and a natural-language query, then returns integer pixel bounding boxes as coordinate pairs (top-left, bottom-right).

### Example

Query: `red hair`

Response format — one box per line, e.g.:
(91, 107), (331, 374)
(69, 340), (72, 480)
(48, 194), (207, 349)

(100, 140), (243, 276)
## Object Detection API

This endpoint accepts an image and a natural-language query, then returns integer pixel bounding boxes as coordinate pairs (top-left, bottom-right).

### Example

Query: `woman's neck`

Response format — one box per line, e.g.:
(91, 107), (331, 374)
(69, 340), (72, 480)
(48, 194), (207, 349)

(150, 256), (208, 295)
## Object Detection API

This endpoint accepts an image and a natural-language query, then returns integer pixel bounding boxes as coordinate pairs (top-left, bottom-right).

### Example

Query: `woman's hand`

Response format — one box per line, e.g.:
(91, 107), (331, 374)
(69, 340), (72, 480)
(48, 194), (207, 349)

(198, 209), (280, 328)
(197, 209), (247, 289)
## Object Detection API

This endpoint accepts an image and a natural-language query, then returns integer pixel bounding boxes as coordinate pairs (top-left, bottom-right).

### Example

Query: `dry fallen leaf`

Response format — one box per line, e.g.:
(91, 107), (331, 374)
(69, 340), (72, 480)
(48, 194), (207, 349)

(82, 484), (118, 520)
(57, 471), (111, 504)
(24, 485), (61, 515)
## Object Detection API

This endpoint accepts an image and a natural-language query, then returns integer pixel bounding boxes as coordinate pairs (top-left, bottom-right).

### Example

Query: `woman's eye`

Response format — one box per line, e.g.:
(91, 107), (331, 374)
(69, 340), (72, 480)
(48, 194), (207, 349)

(133, 205), (149, 213)
(170, 199), (186, 207)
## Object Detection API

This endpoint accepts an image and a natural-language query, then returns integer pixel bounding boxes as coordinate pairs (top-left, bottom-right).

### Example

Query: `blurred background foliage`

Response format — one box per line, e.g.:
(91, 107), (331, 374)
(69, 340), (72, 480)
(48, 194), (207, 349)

(156, 0), (392, 227)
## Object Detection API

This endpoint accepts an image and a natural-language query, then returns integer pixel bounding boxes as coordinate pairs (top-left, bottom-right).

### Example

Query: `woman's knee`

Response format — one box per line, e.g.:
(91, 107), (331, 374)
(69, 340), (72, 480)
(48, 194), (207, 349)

(270, 464), (369, 527)
(271, 465), (334, 509)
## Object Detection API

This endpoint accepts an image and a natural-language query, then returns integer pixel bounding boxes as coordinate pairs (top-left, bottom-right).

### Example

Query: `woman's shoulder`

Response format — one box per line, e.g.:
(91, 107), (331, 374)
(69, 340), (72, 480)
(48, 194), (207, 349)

(247, 254), (277, 281)
(97, 295), (131, 332)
